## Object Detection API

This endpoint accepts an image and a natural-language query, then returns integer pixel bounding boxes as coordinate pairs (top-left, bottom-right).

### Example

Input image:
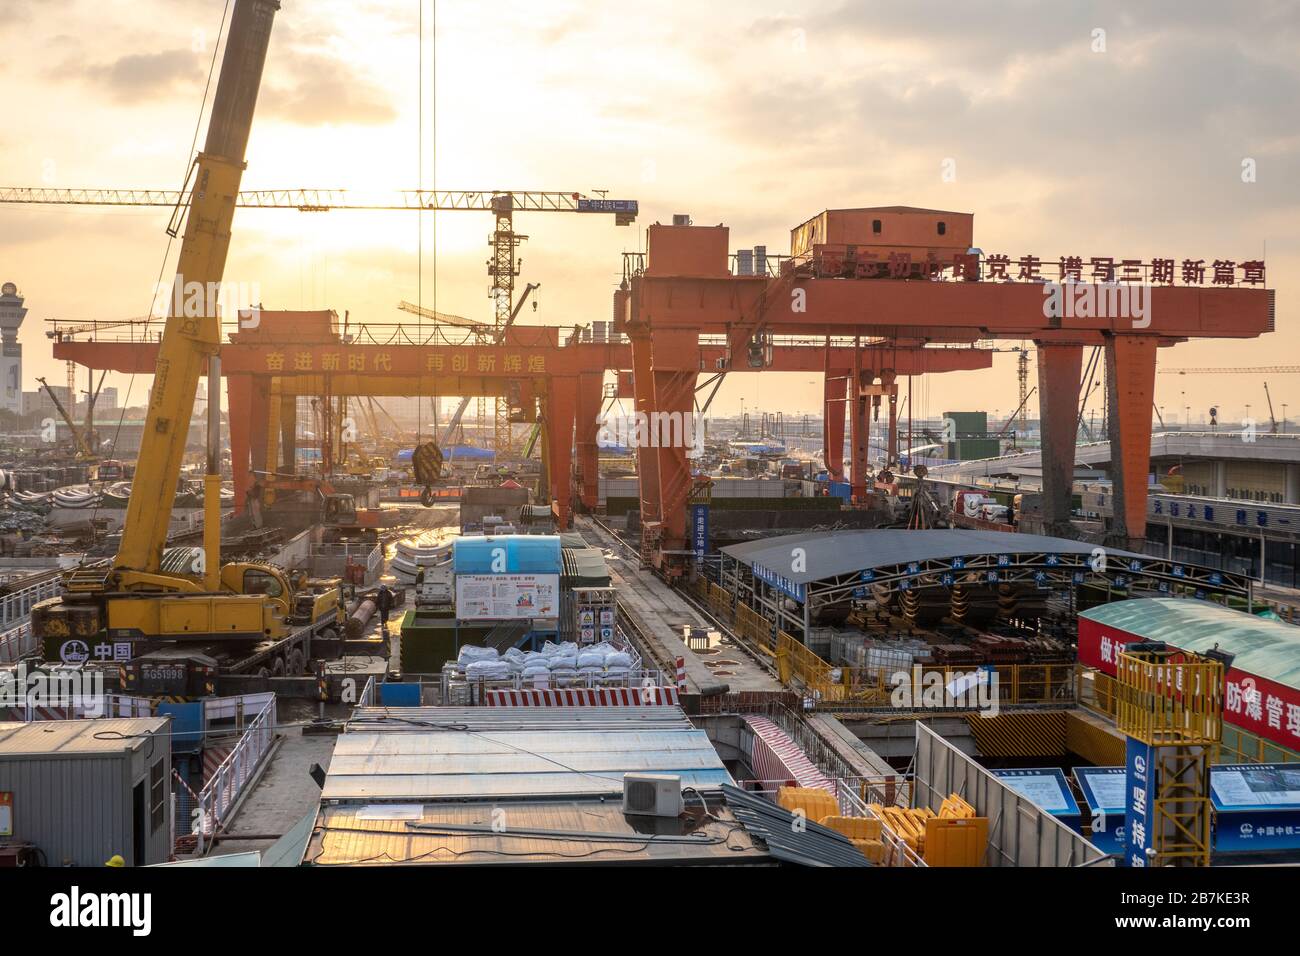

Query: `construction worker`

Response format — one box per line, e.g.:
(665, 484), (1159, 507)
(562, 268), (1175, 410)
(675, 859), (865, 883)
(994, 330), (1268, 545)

(376, 583), (394, 634)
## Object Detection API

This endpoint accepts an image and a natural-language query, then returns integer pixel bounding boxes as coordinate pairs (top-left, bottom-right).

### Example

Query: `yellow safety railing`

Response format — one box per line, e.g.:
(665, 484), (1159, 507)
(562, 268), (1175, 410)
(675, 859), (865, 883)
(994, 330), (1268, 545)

(707, 582), (735, 624)
(775, 631), (845, 701)
(735, 603), (775, 655)
(1077, 666), (1121, 719)
(1116, 651), (1223, 746)
(831, 663), (1076, 708)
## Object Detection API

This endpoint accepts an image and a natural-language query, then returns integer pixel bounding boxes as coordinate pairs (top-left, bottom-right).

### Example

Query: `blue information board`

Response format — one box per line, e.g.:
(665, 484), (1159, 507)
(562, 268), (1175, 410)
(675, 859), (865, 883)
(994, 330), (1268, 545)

(1073, 766), (1126, 855)
(991, 768), (1082, 830)
(1123, 738), (1157, 867)
(1211, 764), (1300, 854)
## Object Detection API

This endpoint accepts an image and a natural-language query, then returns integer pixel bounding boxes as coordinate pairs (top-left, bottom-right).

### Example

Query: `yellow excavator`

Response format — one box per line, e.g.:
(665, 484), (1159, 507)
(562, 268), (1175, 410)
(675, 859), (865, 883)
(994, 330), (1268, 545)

(33, 0), (342, 668)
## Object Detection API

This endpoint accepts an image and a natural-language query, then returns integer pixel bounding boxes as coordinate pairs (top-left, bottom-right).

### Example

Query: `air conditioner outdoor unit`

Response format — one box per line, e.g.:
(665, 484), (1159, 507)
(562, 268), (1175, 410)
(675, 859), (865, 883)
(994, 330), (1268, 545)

(622, 773), (684, 818)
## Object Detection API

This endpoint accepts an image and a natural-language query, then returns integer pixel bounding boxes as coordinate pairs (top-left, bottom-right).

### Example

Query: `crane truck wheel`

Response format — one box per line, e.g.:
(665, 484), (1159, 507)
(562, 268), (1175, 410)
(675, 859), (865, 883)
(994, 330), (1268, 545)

(256, 666), (271, 679)
(271, 656), (286, 678)
(288, 648), (306, 675)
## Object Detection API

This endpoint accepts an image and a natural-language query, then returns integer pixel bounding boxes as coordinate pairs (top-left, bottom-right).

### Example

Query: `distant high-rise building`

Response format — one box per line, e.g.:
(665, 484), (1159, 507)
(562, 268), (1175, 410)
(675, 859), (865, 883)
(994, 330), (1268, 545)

(0, 281), (26, 415)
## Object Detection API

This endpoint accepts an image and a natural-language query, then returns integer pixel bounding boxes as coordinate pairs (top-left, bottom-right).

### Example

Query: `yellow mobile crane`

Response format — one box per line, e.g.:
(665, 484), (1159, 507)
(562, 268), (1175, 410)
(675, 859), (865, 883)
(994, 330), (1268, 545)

(33, 0), (343, 673)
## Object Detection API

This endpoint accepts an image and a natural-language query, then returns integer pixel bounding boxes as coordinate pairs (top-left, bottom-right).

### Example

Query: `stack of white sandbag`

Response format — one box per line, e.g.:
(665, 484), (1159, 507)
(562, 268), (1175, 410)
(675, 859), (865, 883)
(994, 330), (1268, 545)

(459, 644), (512, 681)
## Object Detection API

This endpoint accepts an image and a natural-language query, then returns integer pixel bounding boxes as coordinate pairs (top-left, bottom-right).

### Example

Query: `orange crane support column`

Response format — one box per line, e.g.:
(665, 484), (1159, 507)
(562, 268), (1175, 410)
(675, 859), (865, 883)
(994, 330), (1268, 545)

(646, 328), (700, 560)
(227, 373), (253, 512)
(824, 371), (847, 479)
(575, 371), (604, 511)
(544, 375), (578, 529)
(629, 331), (661, 527)
(248, 375), (270, 481)
(1036, 343), (1085, 532)
(1106, 334), (1159, 546)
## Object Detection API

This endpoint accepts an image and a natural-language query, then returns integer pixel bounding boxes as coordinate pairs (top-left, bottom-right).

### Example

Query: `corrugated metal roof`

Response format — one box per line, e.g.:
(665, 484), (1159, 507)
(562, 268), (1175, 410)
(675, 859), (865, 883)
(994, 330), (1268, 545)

(1080, 598), (1300, 688)
(324, 705), (734, 802)
(722, 784), (872, 867)
(0, 717), (168, 757)
(722, 529), (1144, 585)
(307, 799), (769, 866)
(344, 706), (692, 734)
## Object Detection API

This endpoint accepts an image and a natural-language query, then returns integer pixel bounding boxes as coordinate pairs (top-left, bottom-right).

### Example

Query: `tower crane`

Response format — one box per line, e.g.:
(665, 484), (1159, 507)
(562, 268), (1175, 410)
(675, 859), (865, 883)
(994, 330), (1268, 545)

(6, 190), (636, 456)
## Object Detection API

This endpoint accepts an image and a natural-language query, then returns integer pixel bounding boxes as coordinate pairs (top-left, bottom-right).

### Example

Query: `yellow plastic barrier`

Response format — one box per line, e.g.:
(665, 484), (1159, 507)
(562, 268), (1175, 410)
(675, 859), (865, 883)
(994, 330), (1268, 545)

(923, 816), (988, 867)
(777, 786), (837, 824)
(820, 815), (883, 841)
(939, 794), (976, 819)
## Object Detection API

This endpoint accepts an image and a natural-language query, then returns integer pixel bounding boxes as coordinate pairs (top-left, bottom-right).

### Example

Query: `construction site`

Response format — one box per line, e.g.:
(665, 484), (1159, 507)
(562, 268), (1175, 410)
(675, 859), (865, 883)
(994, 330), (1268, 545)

(0, 1), (1297, 926)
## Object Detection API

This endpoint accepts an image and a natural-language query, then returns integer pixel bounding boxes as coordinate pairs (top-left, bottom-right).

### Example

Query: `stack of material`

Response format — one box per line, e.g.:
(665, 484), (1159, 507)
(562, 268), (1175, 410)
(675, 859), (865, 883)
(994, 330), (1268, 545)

(776, 786), (838, 824)
(870, 804), (935, 855)
(940, 794), (976, 819)
(820, 815), (886, 862)
(931, 644), (982, 666)
(972, 634), (1029, 664)
(390, 533), (453, 585)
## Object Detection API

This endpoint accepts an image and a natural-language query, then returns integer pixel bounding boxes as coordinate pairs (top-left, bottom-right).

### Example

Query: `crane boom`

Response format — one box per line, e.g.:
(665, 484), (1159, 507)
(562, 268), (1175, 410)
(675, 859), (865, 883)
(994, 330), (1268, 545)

(0, 187), (638, 220)
(1160, 366), (1300, 374)
(114, 0), (279, 578)
(36, 377), (94, 459)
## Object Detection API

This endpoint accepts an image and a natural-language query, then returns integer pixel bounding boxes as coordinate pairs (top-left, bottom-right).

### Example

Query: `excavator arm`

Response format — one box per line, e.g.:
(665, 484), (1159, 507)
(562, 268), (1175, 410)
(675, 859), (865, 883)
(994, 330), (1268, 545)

(113, 0), (279, 579)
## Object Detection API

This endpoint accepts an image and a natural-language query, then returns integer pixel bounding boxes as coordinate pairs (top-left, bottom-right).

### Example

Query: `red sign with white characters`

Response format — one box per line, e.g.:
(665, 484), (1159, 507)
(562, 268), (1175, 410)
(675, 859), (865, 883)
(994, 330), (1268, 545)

(1078, 617), (1300, 752)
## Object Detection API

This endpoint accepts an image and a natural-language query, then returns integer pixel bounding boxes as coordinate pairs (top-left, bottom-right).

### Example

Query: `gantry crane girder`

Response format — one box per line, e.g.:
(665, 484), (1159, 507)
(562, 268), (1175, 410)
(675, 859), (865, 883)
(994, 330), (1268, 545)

(615, 218), (1274, 564)
(55, 317), (991, 530)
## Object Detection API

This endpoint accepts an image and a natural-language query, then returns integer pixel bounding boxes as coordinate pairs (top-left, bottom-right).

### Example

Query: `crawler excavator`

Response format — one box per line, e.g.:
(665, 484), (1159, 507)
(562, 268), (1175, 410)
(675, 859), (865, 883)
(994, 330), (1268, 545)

(32, 0), (344, 680)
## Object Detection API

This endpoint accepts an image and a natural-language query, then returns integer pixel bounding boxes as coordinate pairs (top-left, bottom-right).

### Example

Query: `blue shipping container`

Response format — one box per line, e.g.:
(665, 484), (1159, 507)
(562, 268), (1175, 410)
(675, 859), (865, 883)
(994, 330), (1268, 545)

(452, 534), (563, 574)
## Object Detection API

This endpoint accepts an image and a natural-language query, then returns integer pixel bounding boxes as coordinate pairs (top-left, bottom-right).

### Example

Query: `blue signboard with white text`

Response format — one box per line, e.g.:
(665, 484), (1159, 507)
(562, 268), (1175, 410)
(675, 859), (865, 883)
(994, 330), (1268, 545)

(1123, 737), (1156, 867)
(690, 504), (709, 561)
(1211, 764), (1300, 854)
(991, 768), (1082, 831)
(1074, 766), (1126, 855)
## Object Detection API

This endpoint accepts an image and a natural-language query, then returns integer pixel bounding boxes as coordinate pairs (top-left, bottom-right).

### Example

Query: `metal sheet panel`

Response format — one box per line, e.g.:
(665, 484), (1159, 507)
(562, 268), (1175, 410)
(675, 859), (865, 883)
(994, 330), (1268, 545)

(308, 799), (767, 866)
(322, 768), (734, 801)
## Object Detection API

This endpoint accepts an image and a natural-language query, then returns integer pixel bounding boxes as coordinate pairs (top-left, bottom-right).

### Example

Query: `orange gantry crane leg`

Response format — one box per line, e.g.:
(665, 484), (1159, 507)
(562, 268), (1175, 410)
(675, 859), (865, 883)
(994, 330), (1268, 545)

(823, 372), (847, 480)
(542, 376), (578, 529)
(1036, 343), (1085, 533)
(1106, 335), (1161, 544)
(575, 371), (604, 511)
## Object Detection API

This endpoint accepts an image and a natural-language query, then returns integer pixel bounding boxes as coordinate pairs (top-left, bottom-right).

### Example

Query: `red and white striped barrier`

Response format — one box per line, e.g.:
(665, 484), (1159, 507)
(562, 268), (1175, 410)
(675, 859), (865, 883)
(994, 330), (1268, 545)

(483, 686), (680, 707)
(202, 746), (232, 785)
(676, 657), (686, 691)
(742, 715), (835, 793)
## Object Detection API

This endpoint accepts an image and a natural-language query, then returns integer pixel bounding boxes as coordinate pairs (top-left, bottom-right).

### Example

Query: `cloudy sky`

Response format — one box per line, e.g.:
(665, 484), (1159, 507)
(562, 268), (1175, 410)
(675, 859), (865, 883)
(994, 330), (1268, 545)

(1, 0), (1297, 426)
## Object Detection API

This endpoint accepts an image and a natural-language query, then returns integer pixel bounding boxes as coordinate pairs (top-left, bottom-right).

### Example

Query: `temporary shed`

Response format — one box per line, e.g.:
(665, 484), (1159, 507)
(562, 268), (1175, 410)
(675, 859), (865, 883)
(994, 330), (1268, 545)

(0, 717), (172, 866)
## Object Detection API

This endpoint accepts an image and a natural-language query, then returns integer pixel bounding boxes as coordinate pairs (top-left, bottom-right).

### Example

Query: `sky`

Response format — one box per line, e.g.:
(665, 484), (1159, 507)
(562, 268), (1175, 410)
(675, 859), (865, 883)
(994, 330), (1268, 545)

(1, 0), (1298, 426)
